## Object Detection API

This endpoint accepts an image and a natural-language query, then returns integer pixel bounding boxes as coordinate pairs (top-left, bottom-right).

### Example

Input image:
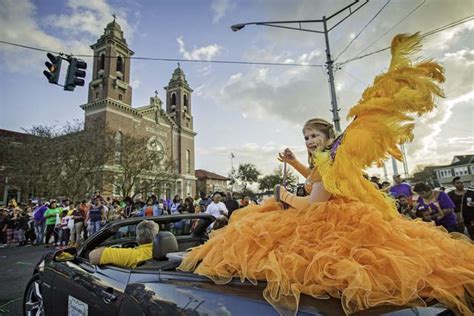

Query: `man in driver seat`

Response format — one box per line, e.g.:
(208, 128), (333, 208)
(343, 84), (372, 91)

(89, 220), (159, 268)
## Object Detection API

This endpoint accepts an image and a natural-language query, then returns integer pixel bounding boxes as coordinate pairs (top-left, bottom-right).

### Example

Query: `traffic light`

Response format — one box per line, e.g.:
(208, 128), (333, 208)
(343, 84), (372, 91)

(43, 53), (62, 84)
(64, 57), (87, 91)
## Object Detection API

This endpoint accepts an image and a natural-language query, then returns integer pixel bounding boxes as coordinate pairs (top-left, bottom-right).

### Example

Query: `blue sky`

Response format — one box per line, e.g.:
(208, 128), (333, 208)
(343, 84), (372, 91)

(0, 0), (473, 182)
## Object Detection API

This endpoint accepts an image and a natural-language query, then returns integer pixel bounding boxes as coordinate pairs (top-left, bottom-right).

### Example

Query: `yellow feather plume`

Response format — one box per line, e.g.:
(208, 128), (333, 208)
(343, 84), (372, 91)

(315, 33), (445, 221)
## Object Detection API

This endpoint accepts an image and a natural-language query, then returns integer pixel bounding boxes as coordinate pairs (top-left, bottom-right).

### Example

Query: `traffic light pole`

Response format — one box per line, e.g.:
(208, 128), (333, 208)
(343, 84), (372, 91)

(230, 0), (369, 133)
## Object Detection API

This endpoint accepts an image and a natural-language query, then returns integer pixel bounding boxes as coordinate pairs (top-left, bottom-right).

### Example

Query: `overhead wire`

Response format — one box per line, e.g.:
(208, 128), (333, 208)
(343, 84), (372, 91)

(0, 40), (323, 68)
(0, 13), (472, 69)
(334, 0), (390, 62)
(336, 15), (474, 67)
(355, 0), (426, 56)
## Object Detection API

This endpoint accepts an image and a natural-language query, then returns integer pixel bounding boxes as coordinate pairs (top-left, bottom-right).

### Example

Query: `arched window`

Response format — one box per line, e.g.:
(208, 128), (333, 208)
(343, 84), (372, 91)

(183, 94), (189, 113)
(171, 93), (177, 106)
(99, 54), (105, 70)
(116, 56), (123, 73)
(186, 150), (191, 173)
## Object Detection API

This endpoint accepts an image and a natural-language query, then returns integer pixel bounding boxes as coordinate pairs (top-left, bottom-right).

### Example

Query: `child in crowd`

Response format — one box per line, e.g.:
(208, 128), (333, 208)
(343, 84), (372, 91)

(59, 209), (72, 247)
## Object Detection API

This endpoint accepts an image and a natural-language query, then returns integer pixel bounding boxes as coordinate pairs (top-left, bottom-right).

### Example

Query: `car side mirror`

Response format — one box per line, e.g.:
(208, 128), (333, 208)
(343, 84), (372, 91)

(53, 247), (77, 262)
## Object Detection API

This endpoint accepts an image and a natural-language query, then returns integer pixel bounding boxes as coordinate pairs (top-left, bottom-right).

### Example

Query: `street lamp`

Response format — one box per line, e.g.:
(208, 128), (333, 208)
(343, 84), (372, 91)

(230, 23), (246, 32)
(230, 0), (369, 132)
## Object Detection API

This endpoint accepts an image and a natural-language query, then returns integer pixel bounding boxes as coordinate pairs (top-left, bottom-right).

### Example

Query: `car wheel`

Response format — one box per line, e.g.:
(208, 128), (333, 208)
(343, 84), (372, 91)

(24, 275), (44, 316)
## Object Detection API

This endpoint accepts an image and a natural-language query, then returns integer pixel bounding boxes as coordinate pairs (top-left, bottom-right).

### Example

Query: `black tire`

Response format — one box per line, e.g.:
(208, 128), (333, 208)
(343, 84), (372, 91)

(23, 274), (45, 316)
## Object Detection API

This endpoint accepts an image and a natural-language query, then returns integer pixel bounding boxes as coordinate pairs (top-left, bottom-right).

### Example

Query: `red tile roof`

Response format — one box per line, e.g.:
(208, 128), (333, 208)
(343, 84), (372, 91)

(0, 128), (32, 141)
(195, 169), (230, 181)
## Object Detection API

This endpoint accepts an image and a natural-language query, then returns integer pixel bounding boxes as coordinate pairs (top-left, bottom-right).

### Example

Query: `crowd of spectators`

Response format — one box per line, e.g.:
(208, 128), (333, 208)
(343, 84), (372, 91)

(368, 174), (474, 239)
(1, 177), (472, 248)
(0, 191), (252, 248)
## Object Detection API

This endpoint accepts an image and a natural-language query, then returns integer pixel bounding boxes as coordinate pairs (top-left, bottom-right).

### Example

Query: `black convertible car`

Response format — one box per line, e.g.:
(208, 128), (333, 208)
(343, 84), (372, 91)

(24, 213), (453, 315)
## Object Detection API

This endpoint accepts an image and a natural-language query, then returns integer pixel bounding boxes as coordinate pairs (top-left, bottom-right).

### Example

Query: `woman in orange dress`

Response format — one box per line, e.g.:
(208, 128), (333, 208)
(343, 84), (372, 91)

(178, 33), (474, 315)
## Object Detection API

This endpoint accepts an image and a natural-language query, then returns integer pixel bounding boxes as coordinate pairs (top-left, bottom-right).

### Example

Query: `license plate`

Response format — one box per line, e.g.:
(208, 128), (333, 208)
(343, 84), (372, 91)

(68, 295), (88, 316)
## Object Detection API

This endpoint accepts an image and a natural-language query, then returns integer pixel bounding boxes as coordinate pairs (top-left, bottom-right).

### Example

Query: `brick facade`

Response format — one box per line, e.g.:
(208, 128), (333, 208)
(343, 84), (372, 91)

(82, 20), (197, 199)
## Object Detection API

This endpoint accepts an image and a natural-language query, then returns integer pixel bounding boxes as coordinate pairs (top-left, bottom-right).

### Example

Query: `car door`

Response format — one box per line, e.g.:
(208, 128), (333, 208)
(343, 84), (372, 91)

(49, 256), (130, 315)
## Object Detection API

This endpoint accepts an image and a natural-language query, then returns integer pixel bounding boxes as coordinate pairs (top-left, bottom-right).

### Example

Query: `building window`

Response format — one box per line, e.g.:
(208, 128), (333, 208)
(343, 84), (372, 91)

(439, 169), (452, 178)
(470, 166), (474, 174)
(186, 150), (191, 173)
(454, 166), (469, 176)
(95, 91), (99, 99)
(99, 54), (105, 70)
(116, 56), (124, 73)
(118, 94), (122, 101)
(114, 131), (123, 164)
(184, 94), (188, 107)
(171, 93), (177, 106)
(186, 181), (192, 197)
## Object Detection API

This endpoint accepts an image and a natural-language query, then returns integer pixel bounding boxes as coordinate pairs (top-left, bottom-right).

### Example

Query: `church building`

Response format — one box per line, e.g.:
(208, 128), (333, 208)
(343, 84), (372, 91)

(81, 19), (197, 198)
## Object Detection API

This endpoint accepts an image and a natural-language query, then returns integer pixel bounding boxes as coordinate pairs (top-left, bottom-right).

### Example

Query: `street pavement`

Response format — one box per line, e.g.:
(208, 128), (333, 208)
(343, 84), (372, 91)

(0, 245), (53, 315)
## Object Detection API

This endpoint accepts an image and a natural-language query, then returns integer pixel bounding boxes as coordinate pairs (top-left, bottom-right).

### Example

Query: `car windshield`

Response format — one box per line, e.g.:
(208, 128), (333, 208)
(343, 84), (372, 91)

(98, 218), (196, 247)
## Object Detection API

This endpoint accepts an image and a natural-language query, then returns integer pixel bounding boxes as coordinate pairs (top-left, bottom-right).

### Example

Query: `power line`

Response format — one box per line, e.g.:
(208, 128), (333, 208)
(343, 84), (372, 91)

(0, 39), (323, 68)
(339, 68), (368, 88)
(337, 15), (474, 67)
(334, 0), (390, 62)
(356, 0), (426, 56)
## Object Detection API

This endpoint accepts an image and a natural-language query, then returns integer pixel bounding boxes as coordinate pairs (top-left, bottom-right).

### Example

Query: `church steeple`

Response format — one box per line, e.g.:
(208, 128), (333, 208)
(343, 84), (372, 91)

(88, 18), (134, 105)
(164, 63), (194, 129)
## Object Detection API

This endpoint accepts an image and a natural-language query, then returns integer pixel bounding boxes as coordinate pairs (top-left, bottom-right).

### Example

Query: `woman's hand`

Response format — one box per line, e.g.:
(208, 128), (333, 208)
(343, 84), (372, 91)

(278, 148), (296, 163)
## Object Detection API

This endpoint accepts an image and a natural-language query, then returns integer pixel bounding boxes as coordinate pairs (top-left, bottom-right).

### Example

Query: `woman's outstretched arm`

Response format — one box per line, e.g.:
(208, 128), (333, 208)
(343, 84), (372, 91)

(278, 148), (310, 178)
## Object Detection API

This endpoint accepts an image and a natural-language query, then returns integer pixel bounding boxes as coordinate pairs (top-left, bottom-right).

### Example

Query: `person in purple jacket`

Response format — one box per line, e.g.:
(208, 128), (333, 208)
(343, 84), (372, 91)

(390, 174), (413, 198)
(33, 200), (48, 245)
(413, 182), (457, 232)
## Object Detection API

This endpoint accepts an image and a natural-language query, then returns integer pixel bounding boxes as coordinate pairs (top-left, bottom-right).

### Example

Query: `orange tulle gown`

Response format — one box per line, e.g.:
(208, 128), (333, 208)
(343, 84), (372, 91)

(179, 198), (474, 315)
(179, 33), (474, 315)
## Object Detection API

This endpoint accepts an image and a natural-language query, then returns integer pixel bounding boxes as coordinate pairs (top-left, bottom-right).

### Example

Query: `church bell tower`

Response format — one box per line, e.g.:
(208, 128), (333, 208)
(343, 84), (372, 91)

(88, 18), (134, 105)
(164, 63), (194, 130)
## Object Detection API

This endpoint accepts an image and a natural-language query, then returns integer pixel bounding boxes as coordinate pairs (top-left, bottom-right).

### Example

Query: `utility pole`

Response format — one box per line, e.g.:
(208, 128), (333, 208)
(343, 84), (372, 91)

(322, 17), (340, 132)
(231, 0), (369, 132)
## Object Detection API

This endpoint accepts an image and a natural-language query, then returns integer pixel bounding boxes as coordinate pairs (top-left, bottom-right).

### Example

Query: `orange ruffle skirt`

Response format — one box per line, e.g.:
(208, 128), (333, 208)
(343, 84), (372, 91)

(178, 199), (474, 315)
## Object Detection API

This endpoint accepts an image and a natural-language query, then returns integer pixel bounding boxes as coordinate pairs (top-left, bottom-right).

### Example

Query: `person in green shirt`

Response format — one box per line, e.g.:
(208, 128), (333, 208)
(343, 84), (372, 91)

(44, 200), (62, 247)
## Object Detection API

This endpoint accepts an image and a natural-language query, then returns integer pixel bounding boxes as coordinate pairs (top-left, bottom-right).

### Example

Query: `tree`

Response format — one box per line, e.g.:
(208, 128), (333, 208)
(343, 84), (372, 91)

(412, 164), (438, 187)
(52, 121), (113, 201)
(110, 133), (177, 198)
(149, 159), (179, 198)
(235, 163), (261, 192)
(1, 120), (113, 201)
(258, 166), (298, 193)
(0, 125), (56, 199)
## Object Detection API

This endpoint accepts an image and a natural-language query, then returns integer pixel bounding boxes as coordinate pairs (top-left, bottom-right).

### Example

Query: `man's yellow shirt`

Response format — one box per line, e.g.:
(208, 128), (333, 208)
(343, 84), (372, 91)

(99, 243), (153, 268)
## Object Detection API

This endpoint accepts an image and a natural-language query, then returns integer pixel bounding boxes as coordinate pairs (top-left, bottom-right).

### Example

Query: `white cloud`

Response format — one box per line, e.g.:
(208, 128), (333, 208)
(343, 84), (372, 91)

(176, 36), (222, 61)
(0, 0), (66, 72)
(212, 47), (335, 125)
(0, 0), (135, 74)
(210, 0), (234, 24)
(130, 79), (141, 89)
(44, 0), (134, 38)
(410, 91), (474, 165)
(447, 136), (474, 145)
